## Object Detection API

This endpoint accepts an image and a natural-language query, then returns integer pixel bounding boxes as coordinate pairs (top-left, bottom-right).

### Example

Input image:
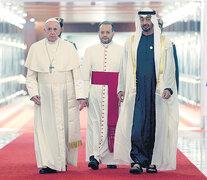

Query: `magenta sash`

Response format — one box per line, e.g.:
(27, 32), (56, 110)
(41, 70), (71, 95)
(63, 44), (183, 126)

(91, 71), (119, 152)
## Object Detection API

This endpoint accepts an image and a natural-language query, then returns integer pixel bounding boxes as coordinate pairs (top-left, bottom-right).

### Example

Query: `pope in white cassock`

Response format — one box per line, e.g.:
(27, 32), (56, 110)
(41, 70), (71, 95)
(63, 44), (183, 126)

(83, 21), (123, 169)
(25, 18), (85, 174)
(114, 8), (179, 174)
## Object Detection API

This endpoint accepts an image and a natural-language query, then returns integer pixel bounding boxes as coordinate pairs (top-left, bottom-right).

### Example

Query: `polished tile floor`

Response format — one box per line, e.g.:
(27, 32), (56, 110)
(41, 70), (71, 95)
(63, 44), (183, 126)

(0, 132), (21, 149)
(178, 131), (207, 176)
(0, 96), (206, 177)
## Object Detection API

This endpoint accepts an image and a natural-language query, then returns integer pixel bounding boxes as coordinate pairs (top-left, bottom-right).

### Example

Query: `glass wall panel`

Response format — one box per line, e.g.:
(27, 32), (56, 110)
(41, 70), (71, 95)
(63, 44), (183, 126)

(165, 3), (201, 105)
(0, 5), (26, 105)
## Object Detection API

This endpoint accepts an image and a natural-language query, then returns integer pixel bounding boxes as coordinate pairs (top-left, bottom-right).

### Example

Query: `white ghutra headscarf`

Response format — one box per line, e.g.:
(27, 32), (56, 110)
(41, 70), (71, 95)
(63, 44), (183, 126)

(133, 8), (161, 79)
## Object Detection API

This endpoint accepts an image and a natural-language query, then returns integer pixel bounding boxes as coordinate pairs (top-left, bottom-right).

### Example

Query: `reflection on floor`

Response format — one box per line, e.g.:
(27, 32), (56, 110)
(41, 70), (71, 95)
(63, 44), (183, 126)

(178, 103), (207, 176)
(0, 133), (21, 149)
(0, 96), (206, 177)
(178, 131), (207, 176)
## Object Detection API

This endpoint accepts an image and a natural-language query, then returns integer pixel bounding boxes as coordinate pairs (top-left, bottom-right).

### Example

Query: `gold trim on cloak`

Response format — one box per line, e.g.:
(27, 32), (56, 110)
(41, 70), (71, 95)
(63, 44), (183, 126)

(157, 34), (166, 90)
(130, 34), (136, 86)
(130, 34), (166, 88)
(69, 140), (83, 149)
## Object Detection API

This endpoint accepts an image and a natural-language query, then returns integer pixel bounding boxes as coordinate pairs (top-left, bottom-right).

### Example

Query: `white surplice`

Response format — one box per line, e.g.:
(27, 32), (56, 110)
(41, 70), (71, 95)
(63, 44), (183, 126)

(25, 38), (84, 171)
(83, 42), (123, 164)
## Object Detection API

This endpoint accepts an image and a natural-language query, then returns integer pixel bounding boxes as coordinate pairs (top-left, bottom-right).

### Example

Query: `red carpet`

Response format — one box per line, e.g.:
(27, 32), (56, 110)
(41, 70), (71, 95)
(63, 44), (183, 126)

(0, 106), (206, 179)
(0, 130), (206, 180)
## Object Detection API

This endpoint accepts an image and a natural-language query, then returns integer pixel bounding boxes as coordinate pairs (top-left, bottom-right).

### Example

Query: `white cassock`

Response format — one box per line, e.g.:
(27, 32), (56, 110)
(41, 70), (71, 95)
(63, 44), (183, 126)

(114, 35), (179, 170)
(25, 38), (84, 171)
(83, 42), (123, 164)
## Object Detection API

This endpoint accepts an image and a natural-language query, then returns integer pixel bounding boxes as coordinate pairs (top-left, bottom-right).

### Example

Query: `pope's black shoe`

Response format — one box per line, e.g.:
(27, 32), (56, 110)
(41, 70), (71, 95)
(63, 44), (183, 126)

(88, 155), (99, 170)
(39, 167), (57, 174)
(107, 165), (117, 169)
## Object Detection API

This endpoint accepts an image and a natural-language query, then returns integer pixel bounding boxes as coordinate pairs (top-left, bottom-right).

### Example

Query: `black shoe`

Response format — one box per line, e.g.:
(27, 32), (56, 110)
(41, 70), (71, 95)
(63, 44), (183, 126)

(39, 167), (57, 174)
(129, 163), (143, 174)
(107, 165), (117, 169)
(146, 165), (157, 173)
(88, 155), (99, 170)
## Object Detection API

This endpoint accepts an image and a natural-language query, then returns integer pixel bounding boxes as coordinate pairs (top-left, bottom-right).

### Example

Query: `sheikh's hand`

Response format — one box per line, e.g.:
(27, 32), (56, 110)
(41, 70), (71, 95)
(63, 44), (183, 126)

(162, 90), (171, 99)
(32, 95), (41, 105)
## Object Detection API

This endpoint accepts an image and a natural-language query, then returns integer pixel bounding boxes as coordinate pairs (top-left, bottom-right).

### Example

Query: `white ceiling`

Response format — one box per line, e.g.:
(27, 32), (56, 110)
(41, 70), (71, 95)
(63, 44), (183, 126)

(0, 0), (200, 24)
(21, 1), (195, 23)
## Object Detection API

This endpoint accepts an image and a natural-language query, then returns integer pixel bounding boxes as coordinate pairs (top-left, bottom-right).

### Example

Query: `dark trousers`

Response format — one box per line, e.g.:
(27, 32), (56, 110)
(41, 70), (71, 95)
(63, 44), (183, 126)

(130, 93), (156, 167)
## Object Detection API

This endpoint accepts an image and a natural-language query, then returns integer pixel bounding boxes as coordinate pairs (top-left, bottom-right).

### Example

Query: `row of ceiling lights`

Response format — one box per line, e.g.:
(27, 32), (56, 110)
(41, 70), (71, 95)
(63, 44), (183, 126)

(0, 1), (201, 29)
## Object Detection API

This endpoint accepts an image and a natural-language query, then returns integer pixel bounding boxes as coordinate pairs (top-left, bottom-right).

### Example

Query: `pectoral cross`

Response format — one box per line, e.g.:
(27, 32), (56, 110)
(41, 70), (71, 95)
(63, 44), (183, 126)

(49, 64), (54, 73)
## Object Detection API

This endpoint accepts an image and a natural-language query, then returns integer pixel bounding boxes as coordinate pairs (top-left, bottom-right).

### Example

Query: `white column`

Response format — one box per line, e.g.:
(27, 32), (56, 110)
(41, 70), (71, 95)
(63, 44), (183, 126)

(200, 0), (207, 130)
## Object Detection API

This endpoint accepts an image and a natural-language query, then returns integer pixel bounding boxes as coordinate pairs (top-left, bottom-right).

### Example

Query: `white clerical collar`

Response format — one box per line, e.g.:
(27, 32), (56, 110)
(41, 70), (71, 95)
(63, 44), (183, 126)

(101, 41), (113, 47)
(46, 38), (60, 45)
